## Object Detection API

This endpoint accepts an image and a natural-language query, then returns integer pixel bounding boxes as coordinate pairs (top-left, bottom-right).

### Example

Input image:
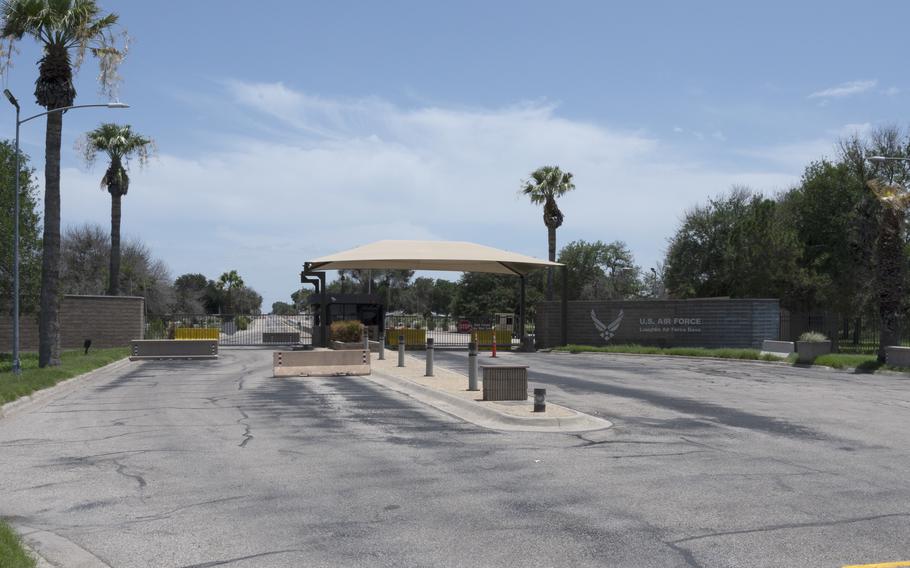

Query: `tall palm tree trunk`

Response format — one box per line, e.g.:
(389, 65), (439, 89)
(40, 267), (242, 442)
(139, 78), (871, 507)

(38, 110), (63, 367)
(108, 191), (122, 295)
(877, 208), (905, 362)
(546, 224), (556, 301)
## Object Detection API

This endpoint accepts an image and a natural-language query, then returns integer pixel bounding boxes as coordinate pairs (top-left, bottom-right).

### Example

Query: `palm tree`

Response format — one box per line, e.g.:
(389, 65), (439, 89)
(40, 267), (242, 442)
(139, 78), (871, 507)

(80, 123), (154, 295)
(521, 166), (575, 300)
(867, 178), (910, 362)
(217, 270), (244, 314)
(1, 0), (126, 367)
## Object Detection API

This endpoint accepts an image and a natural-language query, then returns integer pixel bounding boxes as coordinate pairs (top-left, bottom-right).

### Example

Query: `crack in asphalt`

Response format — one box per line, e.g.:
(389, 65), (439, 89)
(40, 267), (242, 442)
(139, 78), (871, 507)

(606, 450), (708, 459)
(237, 407), (253, 448)
(664, 541), (705, 568)
(133, 496), (247, 523)
(177, 549), (304, 568)
(570, 433), (686, 448)
(670, 511), (910, 544)
(112, 459), (147, 489)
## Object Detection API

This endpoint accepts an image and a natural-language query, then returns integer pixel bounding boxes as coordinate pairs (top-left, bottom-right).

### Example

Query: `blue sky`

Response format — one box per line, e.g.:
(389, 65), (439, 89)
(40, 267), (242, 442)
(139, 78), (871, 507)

(3, 1), (908, 308)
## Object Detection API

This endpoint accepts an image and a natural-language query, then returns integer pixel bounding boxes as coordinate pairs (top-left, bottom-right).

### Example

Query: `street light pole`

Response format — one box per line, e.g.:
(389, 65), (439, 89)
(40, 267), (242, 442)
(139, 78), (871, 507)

(3, 89), (128, 375)
(6, 91), (20, 375)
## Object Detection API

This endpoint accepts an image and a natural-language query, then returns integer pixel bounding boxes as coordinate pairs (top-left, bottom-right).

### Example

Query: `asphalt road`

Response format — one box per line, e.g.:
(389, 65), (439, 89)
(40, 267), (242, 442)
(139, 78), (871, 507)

(1, 348), (909, 567)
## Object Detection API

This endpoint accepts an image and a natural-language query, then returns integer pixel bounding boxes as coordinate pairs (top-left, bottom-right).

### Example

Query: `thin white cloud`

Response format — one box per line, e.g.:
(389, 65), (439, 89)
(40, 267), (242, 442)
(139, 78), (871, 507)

(56, 81), (802, 307)
(808, 79), (877, 99)
(883, 86), (900, 96)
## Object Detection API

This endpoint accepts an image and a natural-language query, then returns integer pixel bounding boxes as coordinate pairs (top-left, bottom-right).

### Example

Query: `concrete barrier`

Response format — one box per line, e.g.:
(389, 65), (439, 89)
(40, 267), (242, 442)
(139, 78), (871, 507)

(273, 349), (370, 377)
(886, 346), (910, 367)
(131, 339), (217, 360)
(761, 340), (795, 358)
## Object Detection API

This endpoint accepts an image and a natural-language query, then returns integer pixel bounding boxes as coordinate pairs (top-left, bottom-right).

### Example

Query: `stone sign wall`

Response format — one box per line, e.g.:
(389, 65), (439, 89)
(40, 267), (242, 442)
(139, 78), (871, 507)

(535, 298), (779, 349)
(0, 295), (145, 352)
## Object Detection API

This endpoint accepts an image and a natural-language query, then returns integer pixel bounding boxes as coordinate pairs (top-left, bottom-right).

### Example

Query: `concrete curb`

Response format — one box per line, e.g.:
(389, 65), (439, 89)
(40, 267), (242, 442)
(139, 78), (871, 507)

(0, 357), (133, 421)
(547, 350), (799, 367)
(13, 524), (110, 568)
(366, 370), (612, 433)
(547, 350), (910, 377)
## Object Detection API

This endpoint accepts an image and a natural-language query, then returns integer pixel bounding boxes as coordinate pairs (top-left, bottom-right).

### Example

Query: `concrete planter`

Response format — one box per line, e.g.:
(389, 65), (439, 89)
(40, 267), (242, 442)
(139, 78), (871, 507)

(331, 340), (381, 353)
(885, 346), (910, 368)
(761, 340), (795, 358)
(796, 340), (831, 363)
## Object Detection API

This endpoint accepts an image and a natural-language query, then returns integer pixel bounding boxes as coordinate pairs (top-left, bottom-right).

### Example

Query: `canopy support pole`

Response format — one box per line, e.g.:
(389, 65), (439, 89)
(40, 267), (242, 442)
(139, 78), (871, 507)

(519, 275), (526, 348)
(317, 271), (327, 347)
(561, 264), (568, 346)
(302, 264), (328, 348)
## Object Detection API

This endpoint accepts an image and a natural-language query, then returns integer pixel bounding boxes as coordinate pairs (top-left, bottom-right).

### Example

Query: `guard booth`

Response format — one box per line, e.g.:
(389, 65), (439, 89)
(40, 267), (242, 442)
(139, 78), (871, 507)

(307, 293), (385, 345)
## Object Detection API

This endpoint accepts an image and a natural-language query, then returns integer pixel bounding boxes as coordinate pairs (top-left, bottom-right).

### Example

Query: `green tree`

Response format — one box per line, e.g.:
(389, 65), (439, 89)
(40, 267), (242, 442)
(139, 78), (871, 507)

(0, 140), (41, 315)
(173, 273), (208, 313)
(79, 123), (154, 295)
(217, 270), (244, 314)
(521, 166), (575, 300)
(664, 187), (804, 302)
(233, 285), (262, 315)
(400, 276), (435, 315)
(271, 301), (295, 315)
(780, 160), (874, 313)
(866, 177), (910, 360)
(558, 239), (642, 300)
(430, 279), (456, 315)
(450, 273), (517, 317)
(60, 223), (173, 314)
(291, 288), (312, 312)
(1, 0), (127, 367)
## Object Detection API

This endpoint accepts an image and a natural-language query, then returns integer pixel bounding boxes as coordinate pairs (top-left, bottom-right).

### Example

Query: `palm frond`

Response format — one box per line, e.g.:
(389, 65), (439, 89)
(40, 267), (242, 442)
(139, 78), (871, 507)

(867, 178), (910, 211)
(1, 0), (124, 97)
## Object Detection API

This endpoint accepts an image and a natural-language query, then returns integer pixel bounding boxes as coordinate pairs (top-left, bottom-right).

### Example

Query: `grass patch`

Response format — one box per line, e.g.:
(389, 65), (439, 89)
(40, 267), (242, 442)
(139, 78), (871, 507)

(0, 519), (35, 568)
(556, 344), (784, 361)
(0, 347), (129, 405)
(811, 353), (910, 373)
(812, 353), (880, 370)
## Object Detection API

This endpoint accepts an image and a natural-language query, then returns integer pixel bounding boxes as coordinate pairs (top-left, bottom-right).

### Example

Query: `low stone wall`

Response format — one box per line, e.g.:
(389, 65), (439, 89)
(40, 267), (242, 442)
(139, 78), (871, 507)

(0, 295), (145, 351)
(535, 298), (779, 349)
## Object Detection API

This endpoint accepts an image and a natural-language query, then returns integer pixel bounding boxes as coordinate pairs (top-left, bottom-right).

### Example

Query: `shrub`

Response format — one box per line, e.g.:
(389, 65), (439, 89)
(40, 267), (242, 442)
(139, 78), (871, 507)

(236, 316), (250, 331)
(330, 320), (363, 343)
(147, 318), (166, 339)
(798, 331), (828, 343)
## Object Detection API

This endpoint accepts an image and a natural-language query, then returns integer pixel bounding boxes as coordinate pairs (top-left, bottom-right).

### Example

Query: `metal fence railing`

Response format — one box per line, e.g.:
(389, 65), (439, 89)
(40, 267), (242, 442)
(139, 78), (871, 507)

(384, 314), (521, 349)
(145, 314), (313, 346)
(780, 310), (910, 354)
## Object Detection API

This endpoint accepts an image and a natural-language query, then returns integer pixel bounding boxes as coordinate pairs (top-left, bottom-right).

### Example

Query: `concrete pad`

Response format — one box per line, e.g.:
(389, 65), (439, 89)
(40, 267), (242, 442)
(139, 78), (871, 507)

(368, 353), (611, 432)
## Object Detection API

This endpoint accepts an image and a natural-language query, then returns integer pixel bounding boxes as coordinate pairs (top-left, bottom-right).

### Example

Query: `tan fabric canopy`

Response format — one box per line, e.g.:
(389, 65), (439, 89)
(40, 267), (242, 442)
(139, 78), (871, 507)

(307, 240), (561, 276)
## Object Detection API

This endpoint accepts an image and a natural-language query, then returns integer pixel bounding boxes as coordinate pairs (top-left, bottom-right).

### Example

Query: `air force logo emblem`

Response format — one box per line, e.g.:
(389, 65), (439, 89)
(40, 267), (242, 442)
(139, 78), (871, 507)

(591, 309), (623, 343)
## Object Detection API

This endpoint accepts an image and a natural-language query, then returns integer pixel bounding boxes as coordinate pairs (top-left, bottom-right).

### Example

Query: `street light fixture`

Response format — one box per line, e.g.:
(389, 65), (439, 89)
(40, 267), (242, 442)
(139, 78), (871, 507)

(868, 155), (910, 163)
(4, 89), (128, 375)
